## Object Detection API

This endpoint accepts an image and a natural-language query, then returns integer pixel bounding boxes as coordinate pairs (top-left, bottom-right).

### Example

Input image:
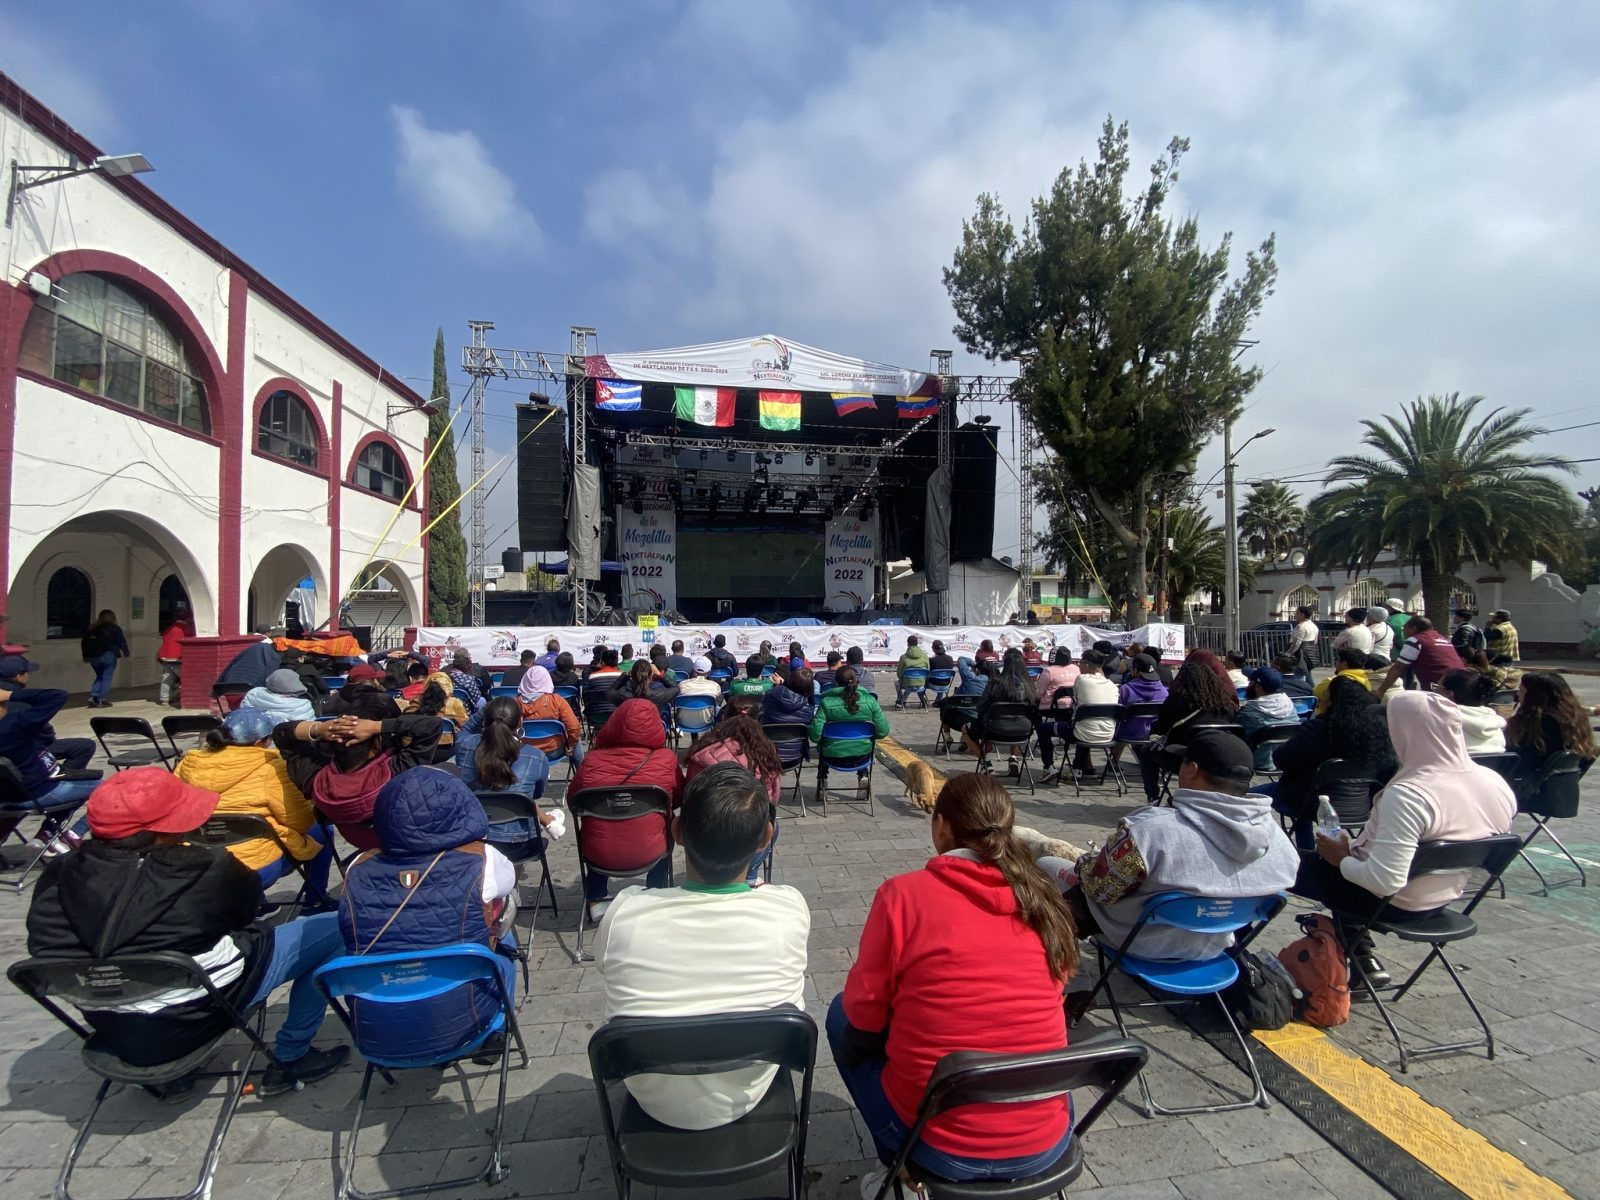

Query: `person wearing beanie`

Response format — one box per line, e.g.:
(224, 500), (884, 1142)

(337, 769), (522, 1060)
(1364, 606), (1396, 662)
(241, 669), (317, 724)
(174, 708), (332, 895)
(25, 768), (349, 1095)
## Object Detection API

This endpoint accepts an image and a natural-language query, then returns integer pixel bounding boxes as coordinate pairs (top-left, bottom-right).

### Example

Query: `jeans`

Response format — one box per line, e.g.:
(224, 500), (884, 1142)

(895, 684), (926, 707)
(745, 815), (779, 884)
(825, 995), (1073, 1180)
(817, 752), (872, 792)
(255, 823), (334, 898)
(1035, 718), (1072, 770)
(247, 911), (344, 1061)
(49, 738), (95, 771)
(0, 776), (98, 840)
(157, 659), (181, 705)
(88, 652), (119, 701)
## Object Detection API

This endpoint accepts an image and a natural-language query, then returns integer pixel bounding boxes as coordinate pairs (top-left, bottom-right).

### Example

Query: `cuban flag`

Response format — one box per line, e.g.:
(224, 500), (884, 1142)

(897, 395), (939, 419)
(595, 379), (641, 411)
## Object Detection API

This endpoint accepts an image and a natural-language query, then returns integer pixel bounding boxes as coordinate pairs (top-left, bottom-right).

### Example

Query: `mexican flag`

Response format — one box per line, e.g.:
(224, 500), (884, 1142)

(673, 386), (735, 427)
(758, 391), (801, 431)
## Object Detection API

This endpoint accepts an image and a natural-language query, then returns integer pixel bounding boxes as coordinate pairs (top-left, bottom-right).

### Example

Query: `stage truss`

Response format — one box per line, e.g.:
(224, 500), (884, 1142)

(461, 325), (1025, 624)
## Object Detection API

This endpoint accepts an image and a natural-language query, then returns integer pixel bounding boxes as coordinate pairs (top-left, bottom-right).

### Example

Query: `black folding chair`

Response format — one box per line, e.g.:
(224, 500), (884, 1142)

(1064, 705), (1124, 796)
(570, 786), (673, 962)
(762, 722), (812, 815)
(1245, 726), (1298, 783)
(973, 702), (1039, 793)
(162, 714), (223, 758)
(1336, 834), (1523, 1072)
(188, 812), (330, 915)
(871, 1033), (1149, 1200)
(1511, 750), (1590, 894)
(90, 716), (178, 772)
(0, 755), (99, 892)
(935, 696), (980, 757)
(210, 681), (249, 715)
(8, 951), (279, 1200)
(1307, 757), (1380, 833)
(475, 790), (558, 990)
(588, 1008), (818, 1200)
(583, 687), (618, 743)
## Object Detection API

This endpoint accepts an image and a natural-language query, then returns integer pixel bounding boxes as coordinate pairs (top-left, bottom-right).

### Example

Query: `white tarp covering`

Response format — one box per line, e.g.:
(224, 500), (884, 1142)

(585, 334), (940, 396)
(415, 622), (1186, 667)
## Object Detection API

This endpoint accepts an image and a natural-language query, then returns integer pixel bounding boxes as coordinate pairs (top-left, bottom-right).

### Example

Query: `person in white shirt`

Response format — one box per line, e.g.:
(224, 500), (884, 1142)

(1284, 606), (1322, 680)
(1066, 649), (1120, 776)
(1365, 607), (1396, 662)
(1332, 607), (1374, 659)
(675, 655), (724, 701)
(595, 761), (810, 1131)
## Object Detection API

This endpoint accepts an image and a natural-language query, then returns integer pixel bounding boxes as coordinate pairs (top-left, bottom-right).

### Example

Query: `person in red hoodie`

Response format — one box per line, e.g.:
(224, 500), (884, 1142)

(569, 697), (684, 921)
(831, 773), (1078, 1193)
(156, 613), (194, 707)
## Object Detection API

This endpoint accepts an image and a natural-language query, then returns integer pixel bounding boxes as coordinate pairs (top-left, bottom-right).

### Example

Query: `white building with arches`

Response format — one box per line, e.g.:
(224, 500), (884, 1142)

(1, 73), (429, 693)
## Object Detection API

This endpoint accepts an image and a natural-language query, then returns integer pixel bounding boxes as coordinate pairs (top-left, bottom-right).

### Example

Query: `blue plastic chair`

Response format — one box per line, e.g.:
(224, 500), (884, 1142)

(672, 695), (719, 743)
(762, 722), (812, 814)
(1074, 890), (1286, 1118)
(817, 720), (877, 816)
(897, 667), (930, 709)
(323, 675), (348, 691)
(926, 668), (955, 701)
(314, 945), (528, 1199)
(1026, 664), (1044, 678)
(761, 664), (776, 678)
(708, 668), (733, 694)
(553, 684), (581, 714)
(489, 671), (506, 687)
(522, 718), (573, 780)
(489, 685), (518, 699)
(1291, 695), (1318, 718)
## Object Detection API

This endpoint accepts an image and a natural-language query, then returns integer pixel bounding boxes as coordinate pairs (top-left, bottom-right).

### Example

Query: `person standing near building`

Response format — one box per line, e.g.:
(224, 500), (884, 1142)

(1283, 606), (1321, 681)
(157, 612), (193, 708)
(81, 609), (130, 708)
(1486, 610), (1520, 664)
(1384, 598), (1411, 647)
(1365, 606), (1396, 663)
(1332, 608), (1373, 660)
(1449, 608), (1486, 658)
(1375, 617), (1465, 698)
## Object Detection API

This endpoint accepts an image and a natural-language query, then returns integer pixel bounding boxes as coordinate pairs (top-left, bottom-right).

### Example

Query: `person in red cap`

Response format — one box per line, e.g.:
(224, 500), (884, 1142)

(25, 768), (349, 1097)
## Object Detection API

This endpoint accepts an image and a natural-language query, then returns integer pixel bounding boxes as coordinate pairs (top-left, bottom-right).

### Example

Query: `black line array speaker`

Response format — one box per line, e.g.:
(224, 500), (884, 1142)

(516, 402), (567, 552)
(950, 424), (997, 562)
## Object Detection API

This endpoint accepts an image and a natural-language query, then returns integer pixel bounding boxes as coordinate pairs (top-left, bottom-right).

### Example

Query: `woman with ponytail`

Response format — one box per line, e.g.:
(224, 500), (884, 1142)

(456, 696), (564, 849)
(807, 664), (889, 799)
(831, 774), (1077, 1190)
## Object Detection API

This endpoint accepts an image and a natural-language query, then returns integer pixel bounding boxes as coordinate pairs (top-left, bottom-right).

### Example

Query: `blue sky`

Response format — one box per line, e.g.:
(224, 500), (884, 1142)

(7, 0), (1600, 565)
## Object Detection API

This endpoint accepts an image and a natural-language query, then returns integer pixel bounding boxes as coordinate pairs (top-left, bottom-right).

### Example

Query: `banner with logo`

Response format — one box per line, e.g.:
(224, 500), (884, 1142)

(413, 622), (1187, 669)
(618, 506), (676, 612)
(584, 334), (941, 396)
(824, 513), (877, 613)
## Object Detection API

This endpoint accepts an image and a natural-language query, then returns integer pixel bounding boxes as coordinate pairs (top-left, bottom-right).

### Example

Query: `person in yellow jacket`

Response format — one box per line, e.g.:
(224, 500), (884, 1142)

(174, 707), (332, 898)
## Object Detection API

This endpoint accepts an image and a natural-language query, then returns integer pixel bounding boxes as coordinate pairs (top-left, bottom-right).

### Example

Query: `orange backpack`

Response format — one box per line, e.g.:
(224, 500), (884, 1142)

(1277, 914), (1351, 1028)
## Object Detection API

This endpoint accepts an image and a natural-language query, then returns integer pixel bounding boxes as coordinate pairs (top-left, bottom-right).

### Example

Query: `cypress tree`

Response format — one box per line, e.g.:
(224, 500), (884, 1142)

(425, 328), (468, 624)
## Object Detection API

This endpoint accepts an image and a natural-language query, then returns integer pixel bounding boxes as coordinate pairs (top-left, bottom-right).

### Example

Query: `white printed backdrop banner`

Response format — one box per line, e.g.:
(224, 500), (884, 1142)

(617, 505), (677, 612)
(824, 514), (877, 613)
(414, 623), (1186, 669)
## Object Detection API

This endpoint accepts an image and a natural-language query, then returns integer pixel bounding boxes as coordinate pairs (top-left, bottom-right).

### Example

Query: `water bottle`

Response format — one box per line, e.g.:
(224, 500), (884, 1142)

(1315, 794), (1341, 840)
(1262, 951), (1304, 1001)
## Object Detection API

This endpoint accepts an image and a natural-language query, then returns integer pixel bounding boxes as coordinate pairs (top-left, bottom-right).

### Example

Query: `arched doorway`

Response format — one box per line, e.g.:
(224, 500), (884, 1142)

(9, 510), (215, 690)
(1341, 577), (1387, 612)
(344, 558), (421, 647)
(1279, 584), (1319, 620)
(246, 544), (326, 637)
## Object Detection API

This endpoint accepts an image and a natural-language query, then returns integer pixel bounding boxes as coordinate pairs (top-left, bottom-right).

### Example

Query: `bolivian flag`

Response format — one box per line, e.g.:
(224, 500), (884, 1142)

(758, 391), (802, 431)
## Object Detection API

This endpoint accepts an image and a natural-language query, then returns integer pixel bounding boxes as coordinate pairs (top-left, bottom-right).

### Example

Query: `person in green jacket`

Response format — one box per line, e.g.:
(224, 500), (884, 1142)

(729, 653), (773, 698)
(894, 635), (932, 709)
(808, 665), (890, 797)
(1384, 599), (1411, 646)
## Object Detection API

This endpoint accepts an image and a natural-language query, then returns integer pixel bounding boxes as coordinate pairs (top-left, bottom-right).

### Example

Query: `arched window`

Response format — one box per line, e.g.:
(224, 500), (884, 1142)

(257, 390), (320, 469)
(1280, 584), (1318, 619)
(18, 272), (209, 432)
(353, 441), (410, 501)
(1345, 577), (1387, 611)
(46, 567), (92, 640)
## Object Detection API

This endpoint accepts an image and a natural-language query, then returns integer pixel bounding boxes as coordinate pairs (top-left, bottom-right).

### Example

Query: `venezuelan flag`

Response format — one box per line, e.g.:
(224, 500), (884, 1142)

(897, 395), (939, 419)
(759, 390), (802, 431)
(831, 392), (876, 417)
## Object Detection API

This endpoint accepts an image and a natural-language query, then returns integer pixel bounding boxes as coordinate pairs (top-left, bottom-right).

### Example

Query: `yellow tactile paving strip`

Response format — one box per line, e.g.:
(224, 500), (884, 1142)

(876, 735), (1573, 1200)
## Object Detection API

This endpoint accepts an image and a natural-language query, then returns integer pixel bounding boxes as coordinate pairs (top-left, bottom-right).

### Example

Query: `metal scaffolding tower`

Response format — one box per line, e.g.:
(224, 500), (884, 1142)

(1017, 400), (1035, 606)
(463, 320), (502, 626)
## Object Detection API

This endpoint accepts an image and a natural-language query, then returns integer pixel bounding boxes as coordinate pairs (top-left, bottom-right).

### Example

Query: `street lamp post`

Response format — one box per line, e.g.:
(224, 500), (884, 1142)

(1222, 422), (1275, 648)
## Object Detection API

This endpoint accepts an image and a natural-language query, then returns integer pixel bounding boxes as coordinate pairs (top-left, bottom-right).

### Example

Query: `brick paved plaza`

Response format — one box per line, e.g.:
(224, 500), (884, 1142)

(2, 680), (1598, 1199)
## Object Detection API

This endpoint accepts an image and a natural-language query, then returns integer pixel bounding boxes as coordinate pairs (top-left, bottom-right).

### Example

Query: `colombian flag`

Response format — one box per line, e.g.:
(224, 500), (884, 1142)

(831, 393), (876, 417)
(897, 395), (939, 419)
(759, 391), (802, 431)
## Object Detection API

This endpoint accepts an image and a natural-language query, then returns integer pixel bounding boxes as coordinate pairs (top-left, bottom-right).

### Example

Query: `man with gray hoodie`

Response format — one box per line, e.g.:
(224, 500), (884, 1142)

(1236, 667), (1302, 770)
(1066, 731), (1298, 962)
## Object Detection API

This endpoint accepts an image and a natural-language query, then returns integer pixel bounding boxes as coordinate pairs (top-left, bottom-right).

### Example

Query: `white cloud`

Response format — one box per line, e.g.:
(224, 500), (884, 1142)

(389, 104), (541, 254)
(578, 1), (1600, 553)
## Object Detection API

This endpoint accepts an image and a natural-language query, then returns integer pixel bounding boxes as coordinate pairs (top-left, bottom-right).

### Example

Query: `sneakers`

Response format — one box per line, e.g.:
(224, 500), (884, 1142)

(1041, 767), (1062, 786)
(1008, 756), (1021, 779)
(587, 899), (611, 924)
(257, 1044), (350, 1097)
(29, 830), (81, 859)
(1354, 952), (1392, 989)
(859, 1166), (926, 1199)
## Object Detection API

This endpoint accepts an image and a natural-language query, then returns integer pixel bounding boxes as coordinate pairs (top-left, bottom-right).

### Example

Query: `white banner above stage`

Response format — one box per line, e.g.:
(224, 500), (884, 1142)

(617, 506), (677, 612)
(413, 622), (1186, 669)
(824, 514), (877, 613)
(585, 334), (941, 397)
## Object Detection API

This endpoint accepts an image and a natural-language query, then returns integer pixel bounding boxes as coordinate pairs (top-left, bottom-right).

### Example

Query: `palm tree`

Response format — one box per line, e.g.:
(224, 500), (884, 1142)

(1306, 393), (1580, 621)
(1159, 506), (1226, 622)
(1239, 479), (1306, 563)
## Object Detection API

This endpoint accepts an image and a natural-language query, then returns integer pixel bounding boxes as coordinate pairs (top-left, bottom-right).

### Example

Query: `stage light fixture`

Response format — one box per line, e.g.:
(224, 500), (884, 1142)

(699, 450), (708, 461)
(973, 415), (992, 426)
(774, 453), (784, 465)
(726, 451), (736, 463)
(804, 453), (815, 466)
(826, 455), (837, 466)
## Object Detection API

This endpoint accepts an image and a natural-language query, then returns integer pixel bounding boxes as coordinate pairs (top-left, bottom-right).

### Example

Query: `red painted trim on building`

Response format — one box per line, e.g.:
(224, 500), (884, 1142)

(17, 370), (224, 447)
(218, 271), (247, 636)
(329, 381), (343, 631)
(422, 432), (432, 624)
(0, 285), (23, 624)
(250, 376), (332, 479)
(0, 71), (430, 414)
(344, 430), (420, 511)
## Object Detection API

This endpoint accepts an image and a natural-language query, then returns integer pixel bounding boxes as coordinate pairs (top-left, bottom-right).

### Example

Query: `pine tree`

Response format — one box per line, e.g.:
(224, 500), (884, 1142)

(426, 328), (468, 624)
